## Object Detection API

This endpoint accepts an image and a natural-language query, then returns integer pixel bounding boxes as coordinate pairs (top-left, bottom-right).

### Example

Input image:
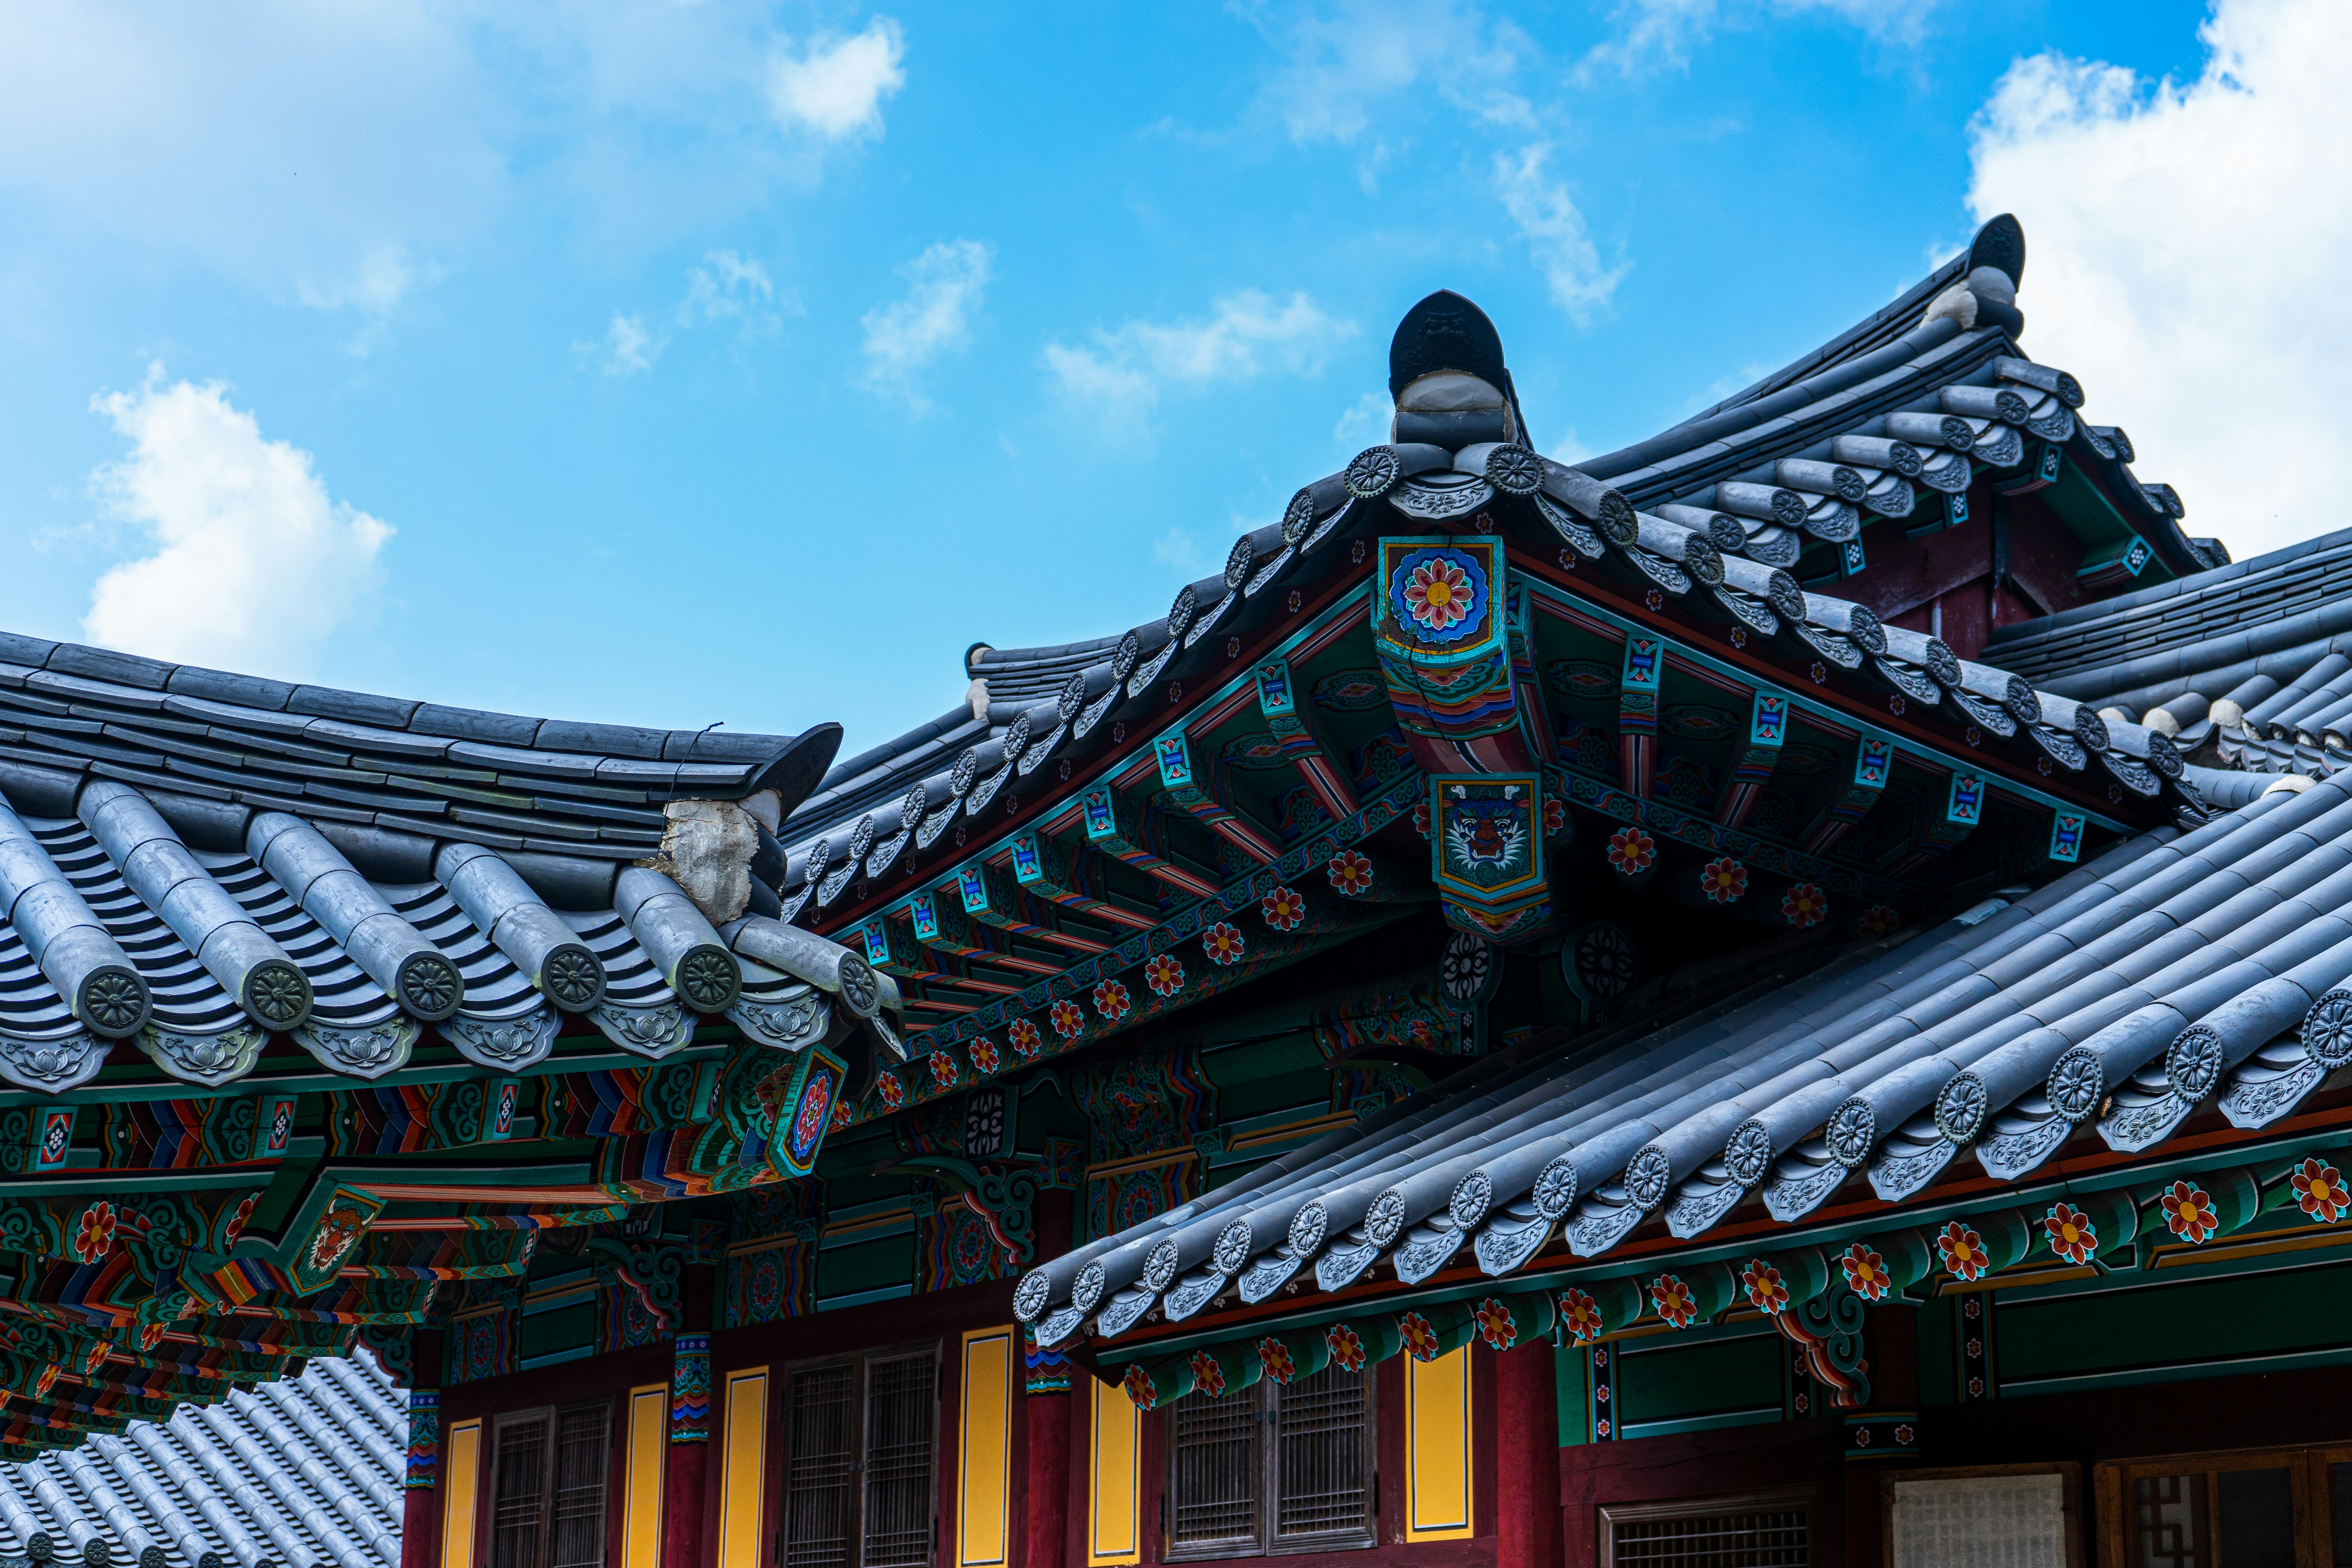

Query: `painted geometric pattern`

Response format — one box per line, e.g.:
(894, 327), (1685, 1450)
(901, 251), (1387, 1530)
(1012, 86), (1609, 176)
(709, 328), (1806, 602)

(724, 1239), (815, 1328)
(445, 1308), (514, 1386)
(1072, 1049), (1215, 1165)
(1085, 1156), (1200, 1245)
(916, 1199), (1016, 1294)
(1547, 764), (1901, 900)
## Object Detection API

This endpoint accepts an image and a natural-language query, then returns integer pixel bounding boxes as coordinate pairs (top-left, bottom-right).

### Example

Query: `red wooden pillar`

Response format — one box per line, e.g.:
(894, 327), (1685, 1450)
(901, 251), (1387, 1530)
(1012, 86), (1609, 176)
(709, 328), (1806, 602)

(1497, 1338), (1563, 1568)
(400, 1331), (443, 1568)
(1024, 1188), (1076, 1568)
(663, 1263), (717, 1568)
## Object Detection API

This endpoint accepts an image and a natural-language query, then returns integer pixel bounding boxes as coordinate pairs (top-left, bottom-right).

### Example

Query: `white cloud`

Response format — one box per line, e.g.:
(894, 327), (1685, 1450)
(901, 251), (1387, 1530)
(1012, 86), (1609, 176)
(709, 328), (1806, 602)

(768, 18), (906, 141)
(1333, 389), (1390, 451)
(0, 7), (907, 322)
(1965, 0), (2351, 557)
(0, 4), (501, 317)
(1493, 145), (1627, 325)
(579, 313), (665, 378)
(680, 250), (790, 334)
(1580, 0), (1944, 78)
(82, 370), (390, 677)
(1255, 1), (1534, 149)
(1044, 291), (1357, 439)
(860, 239), (994, 408)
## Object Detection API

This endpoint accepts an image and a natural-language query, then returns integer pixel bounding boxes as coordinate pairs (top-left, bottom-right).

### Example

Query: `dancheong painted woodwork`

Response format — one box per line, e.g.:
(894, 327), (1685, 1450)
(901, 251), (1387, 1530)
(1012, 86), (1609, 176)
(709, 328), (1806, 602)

(9, 211), (2352, 1568)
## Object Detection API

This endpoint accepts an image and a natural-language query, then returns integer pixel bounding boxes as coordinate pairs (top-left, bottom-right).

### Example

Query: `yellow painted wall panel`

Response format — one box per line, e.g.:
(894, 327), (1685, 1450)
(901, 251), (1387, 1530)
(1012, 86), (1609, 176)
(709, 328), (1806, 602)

(442, 1419), (483, 1568)
(717, 1367), (770, 1568)
(623, 1384), (668, 1568)
(1405, 1347), (1474, 1541)
(1087, 1375), (1142, 1566)
(960, 1328), (1015, 1568)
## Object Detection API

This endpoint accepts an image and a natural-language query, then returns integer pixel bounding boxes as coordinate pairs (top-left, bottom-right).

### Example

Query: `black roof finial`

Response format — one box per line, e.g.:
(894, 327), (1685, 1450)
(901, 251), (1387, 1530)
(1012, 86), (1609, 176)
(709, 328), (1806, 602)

(1967, 214), (2025, 288)
(1388, 290), (1509, 399)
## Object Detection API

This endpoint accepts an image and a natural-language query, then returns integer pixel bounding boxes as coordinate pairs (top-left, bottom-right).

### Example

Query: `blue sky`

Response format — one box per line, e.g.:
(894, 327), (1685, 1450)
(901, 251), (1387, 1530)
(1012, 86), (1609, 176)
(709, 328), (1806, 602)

(3, 1), (2328, 759)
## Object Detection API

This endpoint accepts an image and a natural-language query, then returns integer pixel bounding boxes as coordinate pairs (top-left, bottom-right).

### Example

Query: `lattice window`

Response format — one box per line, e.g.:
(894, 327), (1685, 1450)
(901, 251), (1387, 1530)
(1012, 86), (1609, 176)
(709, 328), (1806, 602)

(487, 1403), (611, 1568)
(550, 1406), (610, 1568)
(490, 1415), (548, 1568)
(864, 1352), (939, 1568)
(1602, 1490), (1810, 1568)
(1171, 1389), (1262, 1552)
(783, 1364), (858, 1568)
(777, 1346), (939, 1568)
(1276, 1363), (1372, 1543)
(1165, 1364), (1375, 1561)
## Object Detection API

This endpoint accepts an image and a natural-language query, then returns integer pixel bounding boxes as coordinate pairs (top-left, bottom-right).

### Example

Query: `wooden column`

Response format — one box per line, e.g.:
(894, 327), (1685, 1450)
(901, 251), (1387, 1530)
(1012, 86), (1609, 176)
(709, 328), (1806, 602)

(400, 1331), (443, 1568)
(1497, 1338), (1563, 1568)
(662, 1263), (716, 1568)
(1024, 1188), (1076, 1568)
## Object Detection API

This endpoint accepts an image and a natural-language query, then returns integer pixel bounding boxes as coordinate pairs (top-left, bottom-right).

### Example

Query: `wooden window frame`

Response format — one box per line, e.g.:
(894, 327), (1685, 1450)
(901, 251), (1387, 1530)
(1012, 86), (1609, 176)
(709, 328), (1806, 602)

(1599, 1485), (1814, 1568)
(774, 1341), (944, 1568)
(1161, 1365), (1378, 1563)
(2093, 1441), (2351, 1568)
(487, 1398), (615, 1568)
(1880, 1463), (2083, 1568)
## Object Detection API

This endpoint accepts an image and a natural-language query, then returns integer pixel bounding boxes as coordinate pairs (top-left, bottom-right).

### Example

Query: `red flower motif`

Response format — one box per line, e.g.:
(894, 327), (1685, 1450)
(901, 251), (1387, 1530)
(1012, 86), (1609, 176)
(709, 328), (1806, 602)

(1782, 883), (1829, 929)
(1809, 662), (1828, 684)
(830, 1097), (855, 1132)
(1840, 1243), (1890, 1302)
(2161, 1180), (2217, 1244)
(1650, 1273), (1699, 1330)
(1122, 1363), (1157, 1410)
(72, 1201), (117, 1264)
(1189, 1349), (1226, 1399)
(34, 1365), (57, 1399)
(1049, 1000), (1086, 1040)
(1327, 849), (1375, 897)
(1741, 1261), (1789, 1314)
(1894, 1423), (1916, 1446)
(139, 1323), (167, 1352)
(224, 1195), (256, 1246)
(1399, 1310), (1442, 1361)
(1855, 904), (1900, 938)
(1559, 1287), (1605, 1343)
(1092, 980), (1132, 1024)
(1258, 1337), (1296, 1385)
(1699, 857), (1748, 904)
(2293, 1158), (2348, 1223)
(1607, 827), (1656, 874)
(1403, 557), (1475, 632)
(1143, 955), (1186, 997)
(1260, 885), (1306, 932)
(1474, 1297), (1517, 1350)
(1202, 922), (1247, 966)
(968, 1038), (1002, 1076)
(877, 1073), (906, 1111)
(2043, 1202), (2097, 1264)
(1326, 1323), (1367, 1372)
(1543, 798), (1566, 837)
(1936, 1221), (1988, 1281)
(928, 1051), (960, 1091)
(1008, 1018), (1044, 1058)
(1412, 802), (1431, 839)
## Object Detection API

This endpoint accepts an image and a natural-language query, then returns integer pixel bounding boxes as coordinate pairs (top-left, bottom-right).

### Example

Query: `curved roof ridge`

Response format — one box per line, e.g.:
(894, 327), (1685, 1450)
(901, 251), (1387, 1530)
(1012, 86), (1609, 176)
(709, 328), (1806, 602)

(0, 628), (839, 788)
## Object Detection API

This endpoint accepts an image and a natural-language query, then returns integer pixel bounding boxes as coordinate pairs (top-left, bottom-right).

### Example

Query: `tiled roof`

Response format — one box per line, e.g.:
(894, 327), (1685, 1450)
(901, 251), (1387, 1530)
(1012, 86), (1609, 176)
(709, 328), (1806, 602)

(1020, 770), (2352, 1349)
(0, 1356), (402, 1568)
(1989, 524), (2352, 784)
(773, 217), (2208, 930)
(0, 646), (902, 1093)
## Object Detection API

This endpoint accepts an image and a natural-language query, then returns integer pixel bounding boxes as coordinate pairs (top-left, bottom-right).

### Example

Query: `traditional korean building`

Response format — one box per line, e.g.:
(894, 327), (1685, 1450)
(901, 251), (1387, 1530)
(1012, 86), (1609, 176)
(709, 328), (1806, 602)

(5, 212), (2348, 1567)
